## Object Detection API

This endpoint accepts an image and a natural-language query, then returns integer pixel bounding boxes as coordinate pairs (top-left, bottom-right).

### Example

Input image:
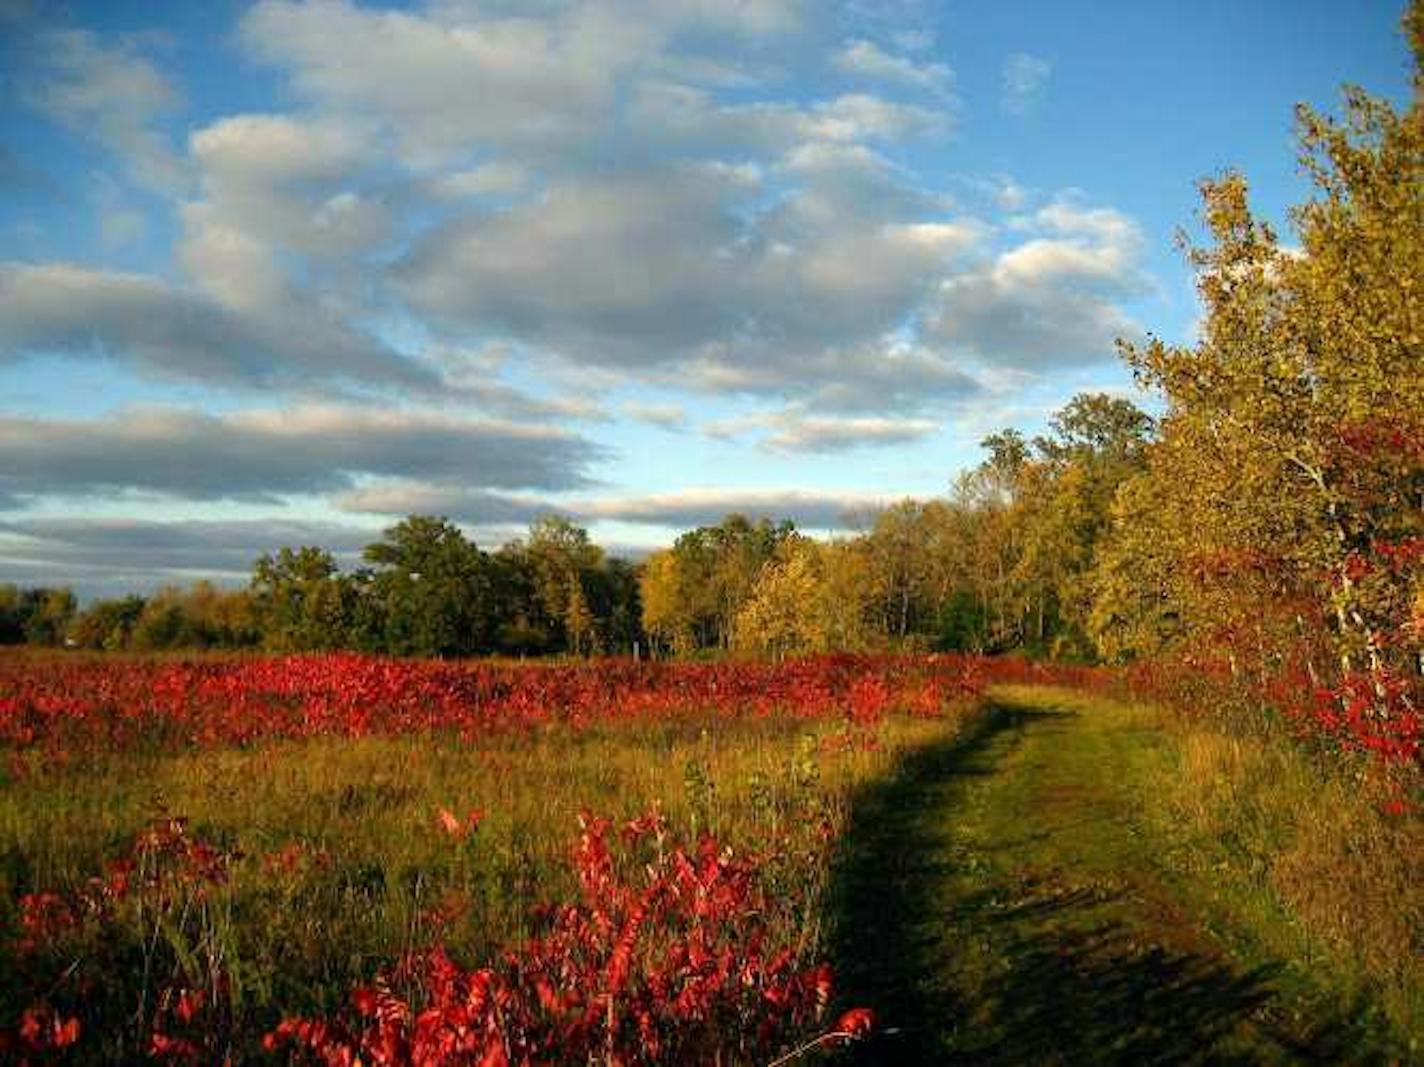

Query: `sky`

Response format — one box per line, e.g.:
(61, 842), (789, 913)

(0, 0), (1415, 599)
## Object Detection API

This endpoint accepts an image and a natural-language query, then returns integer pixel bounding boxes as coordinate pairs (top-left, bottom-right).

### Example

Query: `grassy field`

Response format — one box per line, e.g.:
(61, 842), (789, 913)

(1, 712), (960, 956)
(2, 656), (1419, 1063)
(0, 678), (970, 1062)
(833, 686), (1421, 1064)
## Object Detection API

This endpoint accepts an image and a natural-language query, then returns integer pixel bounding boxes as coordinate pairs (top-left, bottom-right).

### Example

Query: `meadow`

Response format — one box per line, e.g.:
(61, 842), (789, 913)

(2, 650), (1419, 1064)
(1, 650), (1091, 1063)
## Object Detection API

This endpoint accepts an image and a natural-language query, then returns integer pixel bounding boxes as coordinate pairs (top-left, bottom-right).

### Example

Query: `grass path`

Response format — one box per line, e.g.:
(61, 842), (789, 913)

(829, 686), (1403, 1065)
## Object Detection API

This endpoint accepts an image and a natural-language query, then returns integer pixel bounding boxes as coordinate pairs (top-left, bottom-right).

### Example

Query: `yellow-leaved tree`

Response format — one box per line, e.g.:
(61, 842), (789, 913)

(1096, 3), (1421, 757)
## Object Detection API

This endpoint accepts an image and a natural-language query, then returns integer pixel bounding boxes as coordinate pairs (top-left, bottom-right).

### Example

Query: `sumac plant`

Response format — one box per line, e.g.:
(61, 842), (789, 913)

(6, 811), (871, 1065)
(268, 811), (852, 1066)
(0, 651), (1100, 757)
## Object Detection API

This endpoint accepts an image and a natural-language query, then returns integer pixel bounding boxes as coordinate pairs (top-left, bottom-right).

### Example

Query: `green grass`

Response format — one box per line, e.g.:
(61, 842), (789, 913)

(830, 686), (1420, 1064)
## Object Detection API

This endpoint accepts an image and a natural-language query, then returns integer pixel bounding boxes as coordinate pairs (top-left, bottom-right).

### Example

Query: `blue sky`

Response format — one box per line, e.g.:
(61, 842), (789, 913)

(0, 0), (1414, 597)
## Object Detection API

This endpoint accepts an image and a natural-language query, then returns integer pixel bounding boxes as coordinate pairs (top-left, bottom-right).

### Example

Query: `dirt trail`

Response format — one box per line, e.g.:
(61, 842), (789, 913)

(829, 689), (1395, 1065)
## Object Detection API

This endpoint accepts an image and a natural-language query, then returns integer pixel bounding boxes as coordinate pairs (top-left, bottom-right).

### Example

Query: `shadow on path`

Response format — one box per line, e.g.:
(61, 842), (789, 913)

(826, 701), (1381, 1065)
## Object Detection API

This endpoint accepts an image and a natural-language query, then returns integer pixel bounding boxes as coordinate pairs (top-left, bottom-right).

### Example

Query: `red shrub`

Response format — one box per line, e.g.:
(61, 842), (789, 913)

(267, 811), (849, 1066)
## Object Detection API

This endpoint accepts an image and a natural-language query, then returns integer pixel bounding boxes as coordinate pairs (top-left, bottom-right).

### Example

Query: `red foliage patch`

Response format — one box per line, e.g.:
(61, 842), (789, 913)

(0, 651), (1102, 756)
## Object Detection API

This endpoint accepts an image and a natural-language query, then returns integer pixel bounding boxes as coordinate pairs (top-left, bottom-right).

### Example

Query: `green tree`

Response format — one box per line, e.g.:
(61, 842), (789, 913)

(671, 515), (795, 651)
(0, 584), (25, 645)
(523, 516), (605, 651)
(17, 587), (77, 646)
(594, 557), (644, 656)
(71, 595), (148, 650)
(1019, 394), (1156, 655)
(363, 516), (495, 657)
(252, 546), (352, 651)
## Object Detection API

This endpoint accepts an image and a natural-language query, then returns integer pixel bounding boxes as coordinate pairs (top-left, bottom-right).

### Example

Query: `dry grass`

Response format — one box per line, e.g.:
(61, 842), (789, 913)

(1143, 712), (1422, 1033)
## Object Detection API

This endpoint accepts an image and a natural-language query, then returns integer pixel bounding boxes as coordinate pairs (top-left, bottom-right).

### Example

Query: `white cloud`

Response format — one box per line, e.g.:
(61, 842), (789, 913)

(240, 0), (808, 164)
(796, 341), (984, 412)
(184, 113), (389, 271)
(240, 0), (645, 163)
(834, 38), (953, 97)
(397, 166), (748, 361)
(198, 1), (1017, 420)
(928, 199), (1147, 369)
(333, 483), (556, 525)
(4, 0), (1163, 564)
(1001, 52), (1052, 117)
(334, 482), (895, 532)
(0, 517), (378, 595)
(26, 28), (187, 194)
(804, 92), (944, 142)
(622, 402), (687, 429)
(1034, 199), (1140, 247)
(397, 163), (981, 403)
(636, 0), (803, 35)
(626, 81), (945, 160)
(432, 161), (530, 199)
(190, 112), (363, 186)
(709, 408), (942, 452)
(763, 414), (938, 452)
(581, 487), (892, 528)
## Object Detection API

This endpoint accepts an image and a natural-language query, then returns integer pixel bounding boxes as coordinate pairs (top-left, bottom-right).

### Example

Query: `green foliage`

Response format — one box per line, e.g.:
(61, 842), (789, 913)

(914, 394), (1154, 656)
(495, 515), (620, 656)
(360, 516), (496, 658)
(251, 546), (348, 651)
(935, 589), (987, 653)
(0, 585), (77, 647)
(69, 595), (148, 651)
(243, 515), (644, 658)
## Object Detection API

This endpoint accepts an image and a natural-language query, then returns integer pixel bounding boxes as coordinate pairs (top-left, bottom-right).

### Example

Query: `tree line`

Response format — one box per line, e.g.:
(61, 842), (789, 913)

(3, 515), (640, 658)
(0, 386), (1128, 660)
(4, 19), (1420, 715)
(640, 392), (1156, 660)
(1, 387), (1155, 660)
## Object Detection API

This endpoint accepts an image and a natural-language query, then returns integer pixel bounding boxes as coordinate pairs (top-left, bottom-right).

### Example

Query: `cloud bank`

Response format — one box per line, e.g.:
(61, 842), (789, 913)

(1, 0), (1160, 589)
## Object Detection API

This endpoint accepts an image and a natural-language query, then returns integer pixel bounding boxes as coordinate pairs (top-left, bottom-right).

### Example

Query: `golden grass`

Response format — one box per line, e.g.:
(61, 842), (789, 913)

(1140, 708), (1422, 1032)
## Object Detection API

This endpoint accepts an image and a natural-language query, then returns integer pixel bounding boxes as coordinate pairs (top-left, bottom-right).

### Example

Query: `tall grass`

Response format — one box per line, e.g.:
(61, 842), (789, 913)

(1120, 697), (1422, 1039)
(0, 708), (967, 1060)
